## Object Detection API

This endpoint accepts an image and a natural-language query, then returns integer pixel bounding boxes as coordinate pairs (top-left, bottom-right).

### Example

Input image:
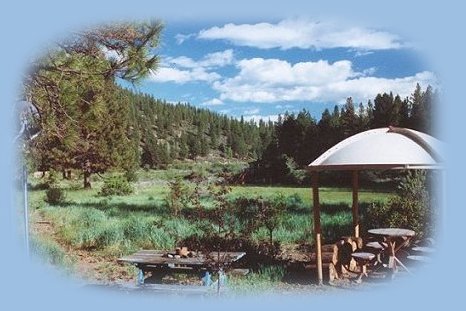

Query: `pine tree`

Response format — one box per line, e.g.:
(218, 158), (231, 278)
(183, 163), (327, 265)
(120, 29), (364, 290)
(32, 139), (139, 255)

(341, 97), (357, 137)
(409, 83), (424, 130)
(24, 21), (163, 187)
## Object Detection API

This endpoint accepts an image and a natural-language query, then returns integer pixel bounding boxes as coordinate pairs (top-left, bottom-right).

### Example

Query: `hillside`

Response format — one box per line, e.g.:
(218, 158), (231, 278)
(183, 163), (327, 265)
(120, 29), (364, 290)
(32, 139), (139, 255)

(122, 88), (275, 168)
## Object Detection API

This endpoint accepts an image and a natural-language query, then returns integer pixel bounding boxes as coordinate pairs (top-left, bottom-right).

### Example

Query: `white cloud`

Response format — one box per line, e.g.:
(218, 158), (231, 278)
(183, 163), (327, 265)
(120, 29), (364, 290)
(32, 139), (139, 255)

(165, 50), (234, 69)
(360, 67), (377, 77)
(165, 56), (197, 68)
(275, 104), (293, 109)
(226, 58), (355, 87)
(198, 19), (402, 50)
(149, 50), (234, 84)
(201, 49), (234, 68)
(211, 57), (436, 104)
(149, 67), (220, 84)
(243, 108), (260, 115)
(201, 98), (224, 106)
(242, 114), (279, 123)
(175, 33), (195, 44)
(219, 108), (232, 114)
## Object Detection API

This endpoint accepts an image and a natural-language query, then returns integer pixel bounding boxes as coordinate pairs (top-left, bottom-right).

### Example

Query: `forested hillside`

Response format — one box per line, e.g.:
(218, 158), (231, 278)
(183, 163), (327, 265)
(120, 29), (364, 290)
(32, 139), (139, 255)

(245, 84), (436, 185)
(22, 21), (436, 188)
(124, 89), (274, 168)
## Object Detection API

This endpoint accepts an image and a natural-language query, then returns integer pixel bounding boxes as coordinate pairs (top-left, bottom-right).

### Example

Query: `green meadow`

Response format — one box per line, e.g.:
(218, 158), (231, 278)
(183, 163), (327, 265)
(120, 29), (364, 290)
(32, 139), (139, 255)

(29, 164), (393, 266)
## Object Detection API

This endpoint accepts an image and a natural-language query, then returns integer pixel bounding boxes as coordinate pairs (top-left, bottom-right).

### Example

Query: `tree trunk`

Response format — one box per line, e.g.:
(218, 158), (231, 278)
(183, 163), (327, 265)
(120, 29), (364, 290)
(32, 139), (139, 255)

(83, 171), (91, 188)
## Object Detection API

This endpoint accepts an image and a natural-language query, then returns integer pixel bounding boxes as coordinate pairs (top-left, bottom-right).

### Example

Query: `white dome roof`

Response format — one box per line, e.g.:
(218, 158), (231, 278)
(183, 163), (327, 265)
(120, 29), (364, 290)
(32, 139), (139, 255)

(308, 127), (444, 171)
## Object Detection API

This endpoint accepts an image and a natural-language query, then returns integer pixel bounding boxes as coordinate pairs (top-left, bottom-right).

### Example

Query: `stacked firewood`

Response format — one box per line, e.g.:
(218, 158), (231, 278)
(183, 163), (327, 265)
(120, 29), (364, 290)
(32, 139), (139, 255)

(164, 247), (196, 259)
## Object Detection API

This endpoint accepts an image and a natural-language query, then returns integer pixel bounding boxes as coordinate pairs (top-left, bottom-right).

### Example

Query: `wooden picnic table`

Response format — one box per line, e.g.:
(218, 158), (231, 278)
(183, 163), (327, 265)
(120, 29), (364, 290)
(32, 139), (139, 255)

(368, 228), (415, 276)
(118, 250), (246, 286)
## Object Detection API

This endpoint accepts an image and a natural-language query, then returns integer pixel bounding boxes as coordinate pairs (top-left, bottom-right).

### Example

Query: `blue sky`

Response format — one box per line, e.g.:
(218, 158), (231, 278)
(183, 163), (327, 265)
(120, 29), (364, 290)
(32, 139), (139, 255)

(121, 19), (435, 122)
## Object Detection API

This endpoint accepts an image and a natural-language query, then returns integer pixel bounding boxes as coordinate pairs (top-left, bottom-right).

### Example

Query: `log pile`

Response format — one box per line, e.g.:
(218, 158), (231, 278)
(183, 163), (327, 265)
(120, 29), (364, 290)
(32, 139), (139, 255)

(328, 236), (363, 282)
(164, 247), (197, 259)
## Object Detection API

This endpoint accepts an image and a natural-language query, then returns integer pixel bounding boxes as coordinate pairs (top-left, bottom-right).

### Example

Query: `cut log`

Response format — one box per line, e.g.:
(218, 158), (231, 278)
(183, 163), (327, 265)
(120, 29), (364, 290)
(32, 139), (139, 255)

(340, 236), (363, 251)
(308, 252), (336, 264)
(321, 244), (338, 253)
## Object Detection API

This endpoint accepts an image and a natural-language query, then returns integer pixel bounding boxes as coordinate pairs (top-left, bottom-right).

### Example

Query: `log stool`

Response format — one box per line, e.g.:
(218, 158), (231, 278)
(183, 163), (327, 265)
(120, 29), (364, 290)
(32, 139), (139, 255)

(411, 246), (435, 254)
(351, 252), (375, 283)
(366, 241), (387, 266)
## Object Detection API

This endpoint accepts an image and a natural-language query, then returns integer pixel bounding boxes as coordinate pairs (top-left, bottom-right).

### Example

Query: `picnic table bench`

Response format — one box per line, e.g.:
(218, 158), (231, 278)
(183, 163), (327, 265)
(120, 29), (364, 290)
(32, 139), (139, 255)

(118, 250), (246, 286)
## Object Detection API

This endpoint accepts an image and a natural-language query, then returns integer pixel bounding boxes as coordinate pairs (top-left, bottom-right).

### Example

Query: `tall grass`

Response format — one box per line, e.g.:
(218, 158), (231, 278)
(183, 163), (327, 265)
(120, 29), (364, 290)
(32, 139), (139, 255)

(30, 236), (74, 270)
(229, 264), (286, 295)
(32, 165), (393, 261)
(42, 205), (201, 254)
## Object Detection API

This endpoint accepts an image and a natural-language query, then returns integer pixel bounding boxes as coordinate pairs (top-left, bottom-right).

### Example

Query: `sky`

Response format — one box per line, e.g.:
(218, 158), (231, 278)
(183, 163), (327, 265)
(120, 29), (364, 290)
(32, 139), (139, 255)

(122, 18), (436, 122)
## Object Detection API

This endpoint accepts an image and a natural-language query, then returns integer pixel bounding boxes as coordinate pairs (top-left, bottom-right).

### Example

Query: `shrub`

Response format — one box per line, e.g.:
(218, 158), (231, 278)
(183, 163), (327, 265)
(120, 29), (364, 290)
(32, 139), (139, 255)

(98, 176), (133, 196)
(45, 187), (66, 205)
(234, 197), (262, 236)
(165, 178), (189, 216)
(124, 169), (138, 182)
(45, 170), (59, 188)
(284, 193), (304, 211)
(364, 171), (434, 239)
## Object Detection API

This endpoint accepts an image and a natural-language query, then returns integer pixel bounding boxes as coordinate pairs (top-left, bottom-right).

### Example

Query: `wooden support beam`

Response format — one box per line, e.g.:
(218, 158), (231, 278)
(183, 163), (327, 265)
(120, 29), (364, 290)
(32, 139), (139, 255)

(312, 171), (323, 285)
(352, 170), (359, 238)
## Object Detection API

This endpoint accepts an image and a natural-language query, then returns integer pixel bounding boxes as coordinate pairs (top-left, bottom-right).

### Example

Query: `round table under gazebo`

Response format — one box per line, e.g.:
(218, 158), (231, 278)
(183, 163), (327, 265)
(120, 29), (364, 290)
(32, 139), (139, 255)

(307, 126), (444, 285)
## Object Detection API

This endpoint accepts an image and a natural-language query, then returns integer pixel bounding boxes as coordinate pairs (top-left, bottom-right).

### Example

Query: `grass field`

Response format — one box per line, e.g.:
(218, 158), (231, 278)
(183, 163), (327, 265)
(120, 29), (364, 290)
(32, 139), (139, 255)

(27, 164), (394, 286)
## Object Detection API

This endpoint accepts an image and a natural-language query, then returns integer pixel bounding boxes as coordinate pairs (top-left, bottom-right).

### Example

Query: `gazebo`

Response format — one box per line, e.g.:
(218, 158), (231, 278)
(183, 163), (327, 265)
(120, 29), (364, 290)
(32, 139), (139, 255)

(307, 126), (444, 285)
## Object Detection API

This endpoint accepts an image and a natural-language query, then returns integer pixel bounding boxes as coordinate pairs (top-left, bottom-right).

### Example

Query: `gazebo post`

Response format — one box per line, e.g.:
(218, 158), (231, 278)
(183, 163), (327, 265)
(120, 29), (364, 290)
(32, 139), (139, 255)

(352, 170), (359, 238)
(312, 171), (323, 285)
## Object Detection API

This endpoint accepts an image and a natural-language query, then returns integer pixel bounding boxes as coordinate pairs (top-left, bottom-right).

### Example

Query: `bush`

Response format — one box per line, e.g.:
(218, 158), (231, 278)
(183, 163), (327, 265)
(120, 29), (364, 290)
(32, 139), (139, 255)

(124, 169), (138, 182)
(284, 193), (304, 211)
(98, 176), (133, 196)
(364, 171), (434, 239)
(45, 187), (66, 205)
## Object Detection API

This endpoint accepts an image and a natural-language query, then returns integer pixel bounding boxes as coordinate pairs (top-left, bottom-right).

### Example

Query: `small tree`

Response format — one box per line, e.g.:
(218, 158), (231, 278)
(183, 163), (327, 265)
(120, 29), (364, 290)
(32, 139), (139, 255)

(234, 197), (262, 238)
(260, 195), (286, 244)
(166, 178), (188, 216)
(44, 171), (66, 205)
(205, 176), (237, 294)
